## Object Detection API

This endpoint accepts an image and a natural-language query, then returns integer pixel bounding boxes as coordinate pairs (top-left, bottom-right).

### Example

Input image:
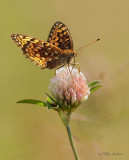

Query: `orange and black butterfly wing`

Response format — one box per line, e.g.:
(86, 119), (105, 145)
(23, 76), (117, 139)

(47, 21), (73, 50)
(10, 34), (65, 69)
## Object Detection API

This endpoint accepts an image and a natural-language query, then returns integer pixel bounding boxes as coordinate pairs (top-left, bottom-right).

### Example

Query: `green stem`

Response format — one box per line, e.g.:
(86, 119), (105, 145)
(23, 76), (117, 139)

(58, 109), (80, 160)
(66, 124), (79, 160)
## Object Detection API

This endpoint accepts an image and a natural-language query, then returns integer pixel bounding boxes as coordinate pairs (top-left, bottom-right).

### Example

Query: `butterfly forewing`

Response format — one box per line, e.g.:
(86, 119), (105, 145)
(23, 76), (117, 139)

(10, 34), (64, 69)
(47, 21), (73, 50)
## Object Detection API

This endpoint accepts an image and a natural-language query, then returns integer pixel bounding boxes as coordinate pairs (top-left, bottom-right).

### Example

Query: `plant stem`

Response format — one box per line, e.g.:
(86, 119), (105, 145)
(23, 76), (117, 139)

(66, 124), (79, 160)
(58, 109), (80, 160)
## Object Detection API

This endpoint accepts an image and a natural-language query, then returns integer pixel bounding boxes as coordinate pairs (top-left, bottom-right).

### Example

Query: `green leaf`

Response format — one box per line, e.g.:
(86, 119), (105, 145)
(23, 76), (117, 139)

(47, 96), (53, 104)
(90, 85), (103, 94)
(45, 93), (60, 105)
(46, 101), (52, 109)
(17, 99), (46, 106)
(88, 80), (101, 87)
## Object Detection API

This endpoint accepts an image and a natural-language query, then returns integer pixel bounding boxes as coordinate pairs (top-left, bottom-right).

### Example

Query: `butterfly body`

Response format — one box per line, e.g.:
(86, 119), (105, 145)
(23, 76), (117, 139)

(10, 21), (77, 69)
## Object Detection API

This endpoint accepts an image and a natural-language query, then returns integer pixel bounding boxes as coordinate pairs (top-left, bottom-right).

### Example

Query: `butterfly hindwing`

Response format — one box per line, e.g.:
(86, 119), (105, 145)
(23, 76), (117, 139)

(10, 34), (64, 69)
(47, 21), (73, 50)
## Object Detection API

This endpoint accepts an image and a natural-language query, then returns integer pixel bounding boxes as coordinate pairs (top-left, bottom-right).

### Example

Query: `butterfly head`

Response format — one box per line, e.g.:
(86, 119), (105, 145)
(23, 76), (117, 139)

(69, 50), (78, 58)
(64, 50), (78, 65)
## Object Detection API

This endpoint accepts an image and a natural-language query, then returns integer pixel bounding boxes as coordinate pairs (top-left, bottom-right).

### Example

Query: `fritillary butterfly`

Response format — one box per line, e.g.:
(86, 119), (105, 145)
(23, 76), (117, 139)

(10, 21), (78, 69)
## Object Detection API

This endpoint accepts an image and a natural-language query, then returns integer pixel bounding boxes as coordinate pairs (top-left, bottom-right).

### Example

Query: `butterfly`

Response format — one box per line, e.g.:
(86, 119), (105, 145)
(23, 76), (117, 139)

(10, 21), (78, 69)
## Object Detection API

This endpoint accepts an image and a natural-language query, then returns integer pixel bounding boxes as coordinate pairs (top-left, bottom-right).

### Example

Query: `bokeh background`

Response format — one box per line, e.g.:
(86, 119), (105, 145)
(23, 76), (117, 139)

(1, 0), (129, 160)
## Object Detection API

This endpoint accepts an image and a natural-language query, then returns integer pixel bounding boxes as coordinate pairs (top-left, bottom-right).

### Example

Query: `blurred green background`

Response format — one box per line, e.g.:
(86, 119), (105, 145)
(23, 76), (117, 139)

(1, 0), (129, 159)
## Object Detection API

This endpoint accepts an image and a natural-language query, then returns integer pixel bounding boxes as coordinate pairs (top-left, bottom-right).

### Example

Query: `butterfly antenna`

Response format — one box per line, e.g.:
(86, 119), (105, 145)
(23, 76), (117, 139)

(76, 39), (100, 51)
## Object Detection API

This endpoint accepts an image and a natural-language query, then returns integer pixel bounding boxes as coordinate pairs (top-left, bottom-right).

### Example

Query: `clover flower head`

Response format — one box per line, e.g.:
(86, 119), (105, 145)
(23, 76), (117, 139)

(49, 67), (90, 111)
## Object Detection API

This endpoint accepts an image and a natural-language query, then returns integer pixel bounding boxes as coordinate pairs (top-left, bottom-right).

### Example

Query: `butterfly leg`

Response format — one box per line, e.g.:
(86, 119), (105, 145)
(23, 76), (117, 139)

(55, 64), (65, 75)
(67, 64), (74, 79)
(70, 62), (80, 72)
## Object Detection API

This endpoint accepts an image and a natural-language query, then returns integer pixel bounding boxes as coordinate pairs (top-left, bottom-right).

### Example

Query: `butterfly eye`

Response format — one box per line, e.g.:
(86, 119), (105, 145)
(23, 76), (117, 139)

(71, 53), (74, 56)
(69, 53), (75, 58)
